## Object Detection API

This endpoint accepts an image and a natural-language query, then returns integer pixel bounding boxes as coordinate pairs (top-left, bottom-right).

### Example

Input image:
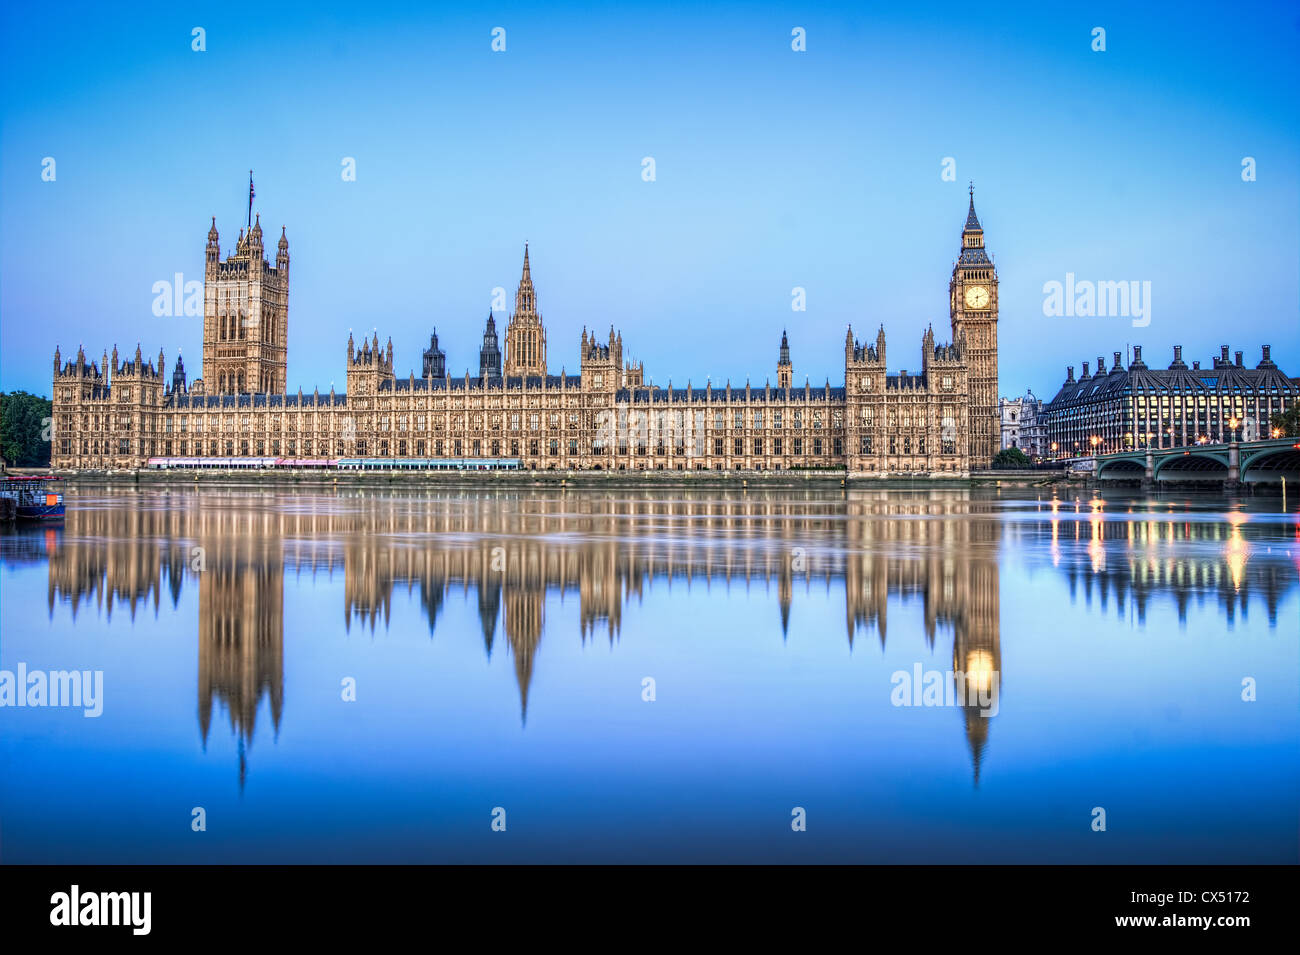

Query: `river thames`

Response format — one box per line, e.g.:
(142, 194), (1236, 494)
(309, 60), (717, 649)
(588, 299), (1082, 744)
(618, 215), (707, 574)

(1, 485), (1296, 863)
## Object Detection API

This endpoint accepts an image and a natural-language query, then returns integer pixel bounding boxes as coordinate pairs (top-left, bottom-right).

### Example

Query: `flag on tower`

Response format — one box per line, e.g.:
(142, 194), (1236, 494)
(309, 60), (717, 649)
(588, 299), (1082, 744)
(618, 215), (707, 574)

(248, 170), (255, 228)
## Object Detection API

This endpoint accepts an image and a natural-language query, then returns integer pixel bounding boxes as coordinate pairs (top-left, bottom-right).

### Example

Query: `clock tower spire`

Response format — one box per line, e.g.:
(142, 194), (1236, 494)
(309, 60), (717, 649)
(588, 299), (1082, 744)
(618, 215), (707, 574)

(949, 184), (999, 466)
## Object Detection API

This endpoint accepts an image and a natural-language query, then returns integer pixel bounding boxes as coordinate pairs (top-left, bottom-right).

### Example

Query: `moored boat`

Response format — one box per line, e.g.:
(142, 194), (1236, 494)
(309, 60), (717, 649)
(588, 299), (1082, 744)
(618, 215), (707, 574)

(0, 475), (66, 520)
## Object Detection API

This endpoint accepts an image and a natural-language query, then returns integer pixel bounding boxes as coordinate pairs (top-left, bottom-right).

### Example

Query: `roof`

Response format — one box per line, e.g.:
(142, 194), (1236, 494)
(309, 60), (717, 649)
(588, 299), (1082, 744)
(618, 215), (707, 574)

(1044, 351), (1296, 412)
(377, 374), (582, 392)
(612, 385), (848, 403)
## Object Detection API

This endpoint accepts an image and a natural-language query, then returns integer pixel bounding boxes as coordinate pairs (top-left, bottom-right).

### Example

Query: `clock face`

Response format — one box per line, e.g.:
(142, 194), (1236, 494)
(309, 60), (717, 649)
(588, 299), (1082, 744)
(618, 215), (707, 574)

(964, 285), (990, 309)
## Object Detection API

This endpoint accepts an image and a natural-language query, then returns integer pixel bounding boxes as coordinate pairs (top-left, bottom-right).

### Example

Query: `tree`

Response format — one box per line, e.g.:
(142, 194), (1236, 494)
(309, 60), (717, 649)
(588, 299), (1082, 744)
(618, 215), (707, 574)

(1269, 405), (1300, 438)
(991, 447), (1030, 469)
(0, 391), (53, 467)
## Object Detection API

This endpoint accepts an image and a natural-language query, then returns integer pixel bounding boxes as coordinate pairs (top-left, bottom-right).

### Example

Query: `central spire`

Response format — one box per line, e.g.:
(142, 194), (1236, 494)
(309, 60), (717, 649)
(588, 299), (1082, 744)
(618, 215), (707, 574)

(515, 243), (537, 316)
(505, 243), (546, 377)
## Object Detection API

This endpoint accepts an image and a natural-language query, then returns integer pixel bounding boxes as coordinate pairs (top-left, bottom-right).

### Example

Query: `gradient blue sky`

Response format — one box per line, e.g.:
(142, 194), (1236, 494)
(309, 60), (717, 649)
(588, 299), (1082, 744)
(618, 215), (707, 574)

(2, 0), (1297, 398)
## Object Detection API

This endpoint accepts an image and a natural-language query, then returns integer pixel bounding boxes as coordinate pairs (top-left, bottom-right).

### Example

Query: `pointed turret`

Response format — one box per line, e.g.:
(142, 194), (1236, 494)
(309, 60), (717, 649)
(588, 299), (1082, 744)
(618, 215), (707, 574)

(777, 330), (793, 389)
(172, 352), (187, 394)
(206, 217), (220, 267)
(479, 311), (502, 381)
(424, 327), (447, 379)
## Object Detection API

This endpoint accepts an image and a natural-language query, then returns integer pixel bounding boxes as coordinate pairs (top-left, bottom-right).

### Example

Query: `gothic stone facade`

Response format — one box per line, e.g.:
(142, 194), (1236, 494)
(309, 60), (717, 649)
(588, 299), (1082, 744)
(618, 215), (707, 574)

(51, 197), (999, 474)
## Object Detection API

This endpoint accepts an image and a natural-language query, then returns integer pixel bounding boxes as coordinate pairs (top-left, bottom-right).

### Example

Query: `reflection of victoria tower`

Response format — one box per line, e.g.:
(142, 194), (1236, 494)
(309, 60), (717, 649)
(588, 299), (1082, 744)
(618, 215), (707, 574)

(196, 517), (284, 787)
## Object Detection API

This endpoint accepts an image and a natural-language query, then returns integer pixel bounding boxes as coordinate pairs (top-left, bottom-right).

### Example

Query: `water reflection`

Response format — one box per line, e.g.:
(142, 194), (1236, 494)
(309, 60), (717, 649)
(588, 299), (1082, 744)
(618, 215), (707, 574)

(24, 487), (1294, 796)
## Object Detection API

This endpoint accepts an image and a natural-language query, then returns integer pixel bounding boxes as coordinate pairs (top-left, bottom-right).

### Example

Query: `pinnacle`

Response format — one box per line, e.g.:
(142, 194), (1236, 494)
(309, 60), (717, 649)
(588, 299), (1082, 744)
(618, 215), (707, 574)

(965, 184), (982, 231)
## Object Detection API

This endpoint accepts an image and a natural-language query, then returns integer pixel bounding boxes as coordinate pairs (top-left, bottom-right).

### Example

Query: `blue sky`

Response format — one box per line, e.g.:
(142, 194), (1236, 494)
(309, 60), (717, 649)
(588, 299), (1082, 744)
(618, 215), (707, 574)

(2, 0), (1297, 397)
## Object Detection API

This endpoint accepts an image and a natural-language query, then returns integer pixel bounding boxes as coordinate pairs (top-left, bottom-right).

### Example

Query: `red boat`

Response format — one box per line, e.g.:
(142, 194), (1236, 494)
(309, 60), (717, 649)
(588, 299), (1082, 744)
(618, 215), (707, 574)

(1, 475), (66, 520)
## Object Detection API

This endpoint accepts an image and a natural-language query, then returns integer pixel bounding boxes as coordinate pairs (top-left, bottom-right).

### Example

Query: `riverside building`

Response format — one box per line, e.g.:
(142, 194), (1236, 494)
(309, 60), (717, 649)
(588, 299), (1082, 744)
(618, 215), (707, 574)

(51, 194), (1003, 475)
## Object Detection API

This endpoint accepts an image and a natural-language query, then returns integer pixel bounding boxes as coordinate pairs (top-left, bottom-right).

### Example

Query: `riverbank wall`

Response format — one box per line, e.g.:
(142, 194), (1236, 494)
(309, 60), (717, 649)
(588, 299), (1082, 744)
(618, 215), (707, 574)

(8, 466), (1082, 491)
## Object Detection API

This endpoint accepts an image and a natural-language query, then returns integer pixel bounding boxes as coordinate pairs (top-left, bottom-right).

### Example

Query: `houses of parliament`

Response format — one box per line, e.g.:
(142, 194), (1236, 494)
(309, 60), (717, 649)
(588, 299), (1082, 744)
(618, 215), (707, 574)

(50, 192), (1001, 473)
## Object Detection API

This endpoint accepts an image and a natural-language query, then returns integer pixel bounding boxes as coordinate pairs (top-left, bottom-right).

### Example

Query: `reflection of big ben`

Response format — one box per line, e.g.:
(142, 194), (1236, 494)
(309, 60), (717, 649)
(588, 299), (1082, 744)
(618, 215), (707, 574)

(842, 494), (1002, 784)
(952, 520), (1000, 786)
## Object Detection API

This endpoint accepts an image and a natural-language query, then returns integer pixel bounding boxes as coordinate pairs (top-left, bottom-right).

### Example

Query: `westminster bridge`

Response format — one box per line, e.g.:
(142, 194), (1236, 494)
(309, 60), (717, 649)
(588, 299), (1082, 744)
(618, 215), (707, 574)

(1093, 436), (1300, 489)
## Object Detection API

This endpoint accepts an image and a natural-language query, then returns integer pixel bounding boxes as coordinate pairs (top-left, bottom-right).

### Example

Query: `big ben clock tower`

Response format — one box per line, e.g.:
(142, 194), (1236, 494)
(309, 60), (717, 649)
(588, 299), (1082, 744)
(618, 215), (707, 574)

(949, 184), (999, 466)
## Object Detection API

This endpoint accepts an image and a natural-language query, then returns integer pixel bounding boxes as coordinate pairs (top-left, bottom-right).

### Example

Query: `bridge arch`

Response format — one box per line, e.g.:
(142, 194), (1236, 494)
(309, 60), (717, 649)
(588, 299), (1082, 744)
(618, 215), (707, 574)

(1096, 457), (1145, 479)
(1240, 446), (1300, 483)
(1153, 450), (1229, 480)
